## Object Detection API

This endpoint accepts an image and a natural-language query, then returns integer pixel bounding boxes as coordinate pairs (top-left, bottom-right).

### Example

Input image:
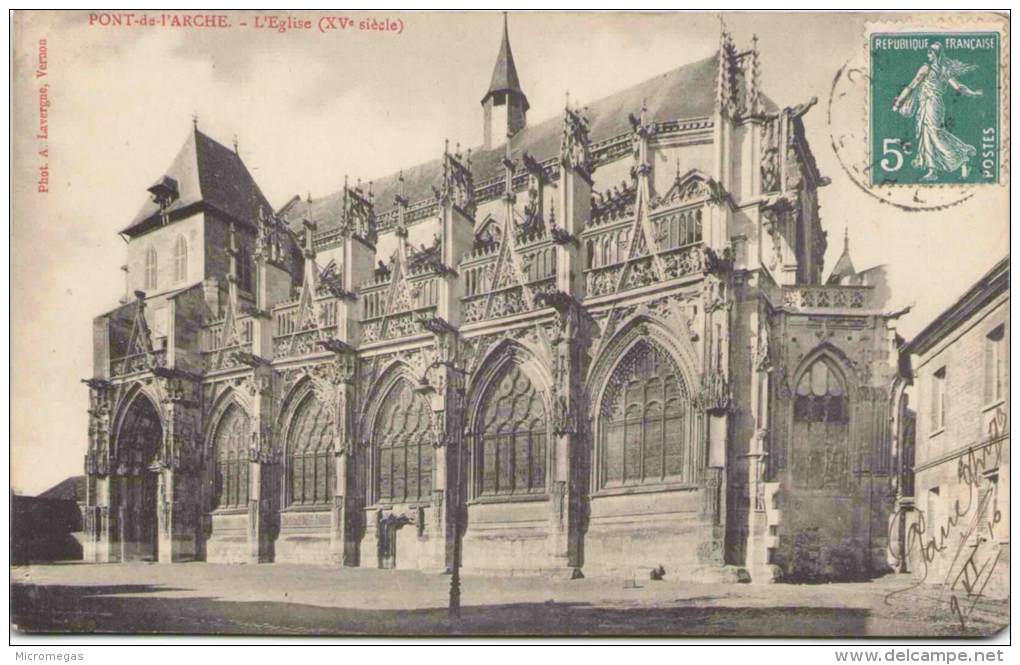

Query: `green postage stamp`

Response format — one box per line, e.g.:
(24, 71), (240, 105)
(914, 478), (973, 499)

(870, 29), (1001, 186)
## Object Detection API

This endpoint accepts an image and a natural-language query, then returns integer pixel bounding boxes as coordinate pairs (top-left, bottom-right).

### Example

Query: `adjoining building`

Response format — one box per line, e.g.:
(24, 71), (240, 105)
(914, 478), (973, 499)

(892, 257), (1009, 596)
(82, 17), (903, 581)
(13, 476), (86, 564)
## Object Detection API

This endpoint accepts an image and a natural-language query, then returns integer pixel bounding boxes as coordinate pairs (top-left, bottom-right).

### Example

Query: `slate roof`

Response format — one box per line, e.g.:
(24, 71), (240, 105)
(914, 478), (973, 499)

(37, 475), (86, 503)
(279, 53), (770, 235)
(121, 128), (275, 237)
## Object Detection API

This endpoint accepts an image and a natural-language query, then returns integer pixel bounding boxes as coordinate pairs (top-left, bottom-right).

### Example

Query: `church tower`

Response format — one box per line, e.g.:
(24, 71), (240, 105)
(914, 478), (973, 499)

(481, 13), (529, 149)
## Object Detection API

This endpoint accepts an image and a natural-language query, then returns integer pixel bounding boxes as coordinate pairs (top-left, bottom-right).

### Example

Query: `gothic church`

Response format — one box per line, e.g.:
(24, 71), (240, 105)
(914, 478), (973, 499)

(83, 18), (901, 582)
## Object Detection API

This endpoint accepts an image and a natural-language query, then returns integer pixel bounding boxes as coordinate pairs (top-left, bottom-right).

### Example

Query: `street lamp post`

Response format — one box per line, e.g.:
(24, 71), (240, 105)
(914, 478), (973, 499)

(449, 425), (463, 618)
(424, 358), (466, 620)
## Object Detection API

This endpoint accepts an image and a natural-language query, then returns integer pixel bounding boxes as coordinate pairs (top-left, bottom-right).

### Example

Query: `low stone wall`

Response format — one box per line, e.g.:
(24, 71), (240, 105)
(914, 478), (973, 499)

(461, 499), (556, 572)
(274, 508), (332, 564)
(583, 488), (721, 578)
(205, 511), (249, 564)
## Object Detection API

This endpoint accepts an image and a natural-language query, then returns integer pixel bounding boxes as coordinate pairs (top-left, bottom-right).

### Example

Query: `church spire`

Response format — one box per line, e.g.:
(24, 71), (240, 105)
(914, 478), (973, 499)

(486, 13), (526, 101)
(482, 12), (529, 150)
(827, 226), (857, 285)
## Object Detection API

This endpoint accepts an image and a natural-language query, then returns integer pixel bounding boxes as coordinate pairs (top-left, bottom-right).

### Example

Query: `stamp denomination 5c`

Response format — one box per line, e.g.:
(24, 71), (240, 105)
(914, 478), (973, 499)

(870, 29), (1001, 186)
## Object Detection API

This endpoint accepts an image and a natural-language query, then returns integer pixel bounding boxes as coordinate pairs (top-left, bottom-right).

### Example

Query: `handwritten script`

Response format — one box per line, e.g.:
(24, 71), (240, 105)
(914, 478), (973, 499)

(886, 408), (1006, 633)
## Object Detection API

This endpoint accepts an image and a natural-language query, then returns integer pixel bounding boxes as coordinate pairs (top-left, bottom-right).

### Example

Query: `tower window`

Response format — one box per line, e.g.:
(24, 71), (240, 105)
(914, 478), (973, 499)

(144, 246), (158, 291)
(173, 235), (188, 283)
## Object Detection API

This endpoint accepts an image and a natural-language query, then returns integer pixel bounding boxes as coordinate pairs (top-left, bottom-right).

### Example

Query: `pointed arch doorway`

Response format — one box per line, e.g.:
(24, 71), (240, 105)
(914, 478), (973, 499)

(115, 394), (162, 562)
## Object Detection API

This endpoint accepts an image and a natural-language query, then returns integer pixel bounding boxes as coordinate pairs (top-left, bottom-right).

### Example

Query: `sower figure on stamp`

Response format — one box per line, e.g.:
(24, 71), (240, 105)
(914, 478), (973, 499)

(892, 42), (983, 181)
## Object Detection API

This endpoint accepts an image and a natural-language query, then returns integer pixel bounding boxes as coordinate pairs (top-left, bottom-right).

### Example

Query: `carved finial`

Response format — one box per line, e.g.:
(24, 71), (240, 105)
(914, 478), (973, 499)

(444, 138), (450, 156)
(565, 90), (570, 110)
(192, 113), (198, 130)
(675, 155), (682, 181)
(232, 134), (239, 153)
(844, 226), (849, 252)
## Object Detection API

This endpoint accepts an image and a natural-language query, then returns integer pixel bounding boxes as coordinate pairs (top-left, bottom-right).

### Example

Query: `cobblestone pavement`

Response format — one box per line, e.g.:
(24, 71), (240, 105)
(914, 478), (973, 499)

(10, 562), (1009, 637)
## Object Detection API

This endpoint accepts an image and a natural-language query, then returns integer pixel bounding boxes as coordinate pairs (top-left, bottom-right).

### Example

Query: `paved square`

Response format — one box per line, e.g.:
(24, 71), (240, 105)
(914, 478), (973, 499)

(10, 563), (1009, 637)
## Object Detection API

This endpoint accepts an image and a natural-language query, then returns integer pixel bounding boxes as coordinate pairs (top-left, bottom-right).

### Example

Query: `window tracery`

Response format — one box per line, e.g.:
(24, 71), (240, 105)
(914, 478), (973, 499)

(599, 342), (690, 487)
(791, 357), (850, 489)
(286, 393), (334, 506)
(374, 380), (433, 504)
(213, 403), (250, 509)
(473, 366), (547, 497)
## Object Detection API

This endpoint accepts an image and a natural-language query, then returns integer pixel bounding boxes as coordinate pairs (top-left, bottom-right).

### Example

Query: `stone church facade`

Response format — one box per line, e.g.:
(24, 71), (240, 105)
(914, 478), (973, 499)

(83, 20), (902, 582)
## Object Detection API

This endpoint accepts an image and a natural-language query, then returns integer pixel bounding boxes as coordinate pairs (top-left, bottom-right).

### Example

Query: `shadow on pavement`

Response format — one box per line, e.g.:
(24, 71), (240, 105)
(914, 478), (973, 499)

(12, 582), (873, 637)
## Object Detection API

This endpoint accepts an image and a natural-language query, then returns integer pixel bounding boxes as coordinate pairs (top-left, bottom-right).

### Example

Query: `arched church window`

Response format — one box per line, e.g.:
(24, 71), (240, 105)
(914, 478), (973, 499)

(145, 246), (158, 291)
(173, 235), (188, 283)
(599, 342), (690, 488)
(286, 393), (334, 506)
(374, 380), (433, 503)
(474, 366), (547, 497)
(791, 357), (850, 489)
(213, 403), (250, 510)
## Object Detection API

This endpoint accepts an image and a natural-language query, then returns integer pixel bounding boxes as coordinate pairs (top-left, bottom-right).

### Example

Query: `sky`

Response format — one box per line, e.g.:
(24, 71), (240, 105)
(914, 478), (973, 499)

(11, 11), (1008, 495)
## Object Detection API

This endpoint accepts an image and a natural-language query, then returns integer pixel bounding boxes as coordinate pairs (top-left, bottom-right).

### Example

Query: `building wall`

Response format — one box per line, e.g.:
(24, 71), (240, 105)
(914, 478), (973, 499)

(126, 213), (205, 297)
(910, 289), (1009, 592)
(766, 310), (899, 581)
